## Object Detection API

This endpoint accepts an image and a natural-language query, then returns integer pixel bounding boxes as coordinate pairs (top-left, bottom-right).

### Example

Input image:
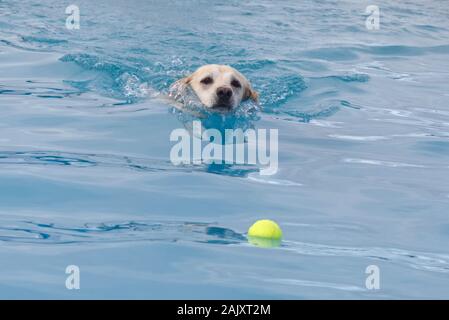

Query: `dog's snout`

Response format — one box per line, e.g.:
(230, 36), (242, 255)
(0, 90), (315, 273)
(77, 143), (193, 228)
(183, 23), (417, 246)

(216, 87), (233, 100)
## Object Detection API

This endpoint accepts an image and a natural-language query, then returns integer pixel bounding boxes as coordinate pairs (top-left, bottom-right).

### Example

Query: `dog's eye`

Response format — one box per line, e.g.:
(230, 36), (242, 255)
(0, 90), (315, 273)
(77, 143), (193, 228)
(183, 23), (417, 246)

(200, 77), (213, 85)
(231, 79), (241, 88)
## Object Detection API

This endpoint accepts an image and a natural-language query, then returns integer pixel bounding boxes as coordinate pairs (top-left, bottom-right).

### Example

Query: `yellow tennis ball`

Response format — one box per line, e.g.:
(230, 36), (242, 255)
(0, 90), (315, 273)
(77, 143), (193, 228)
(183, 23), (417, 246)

(247, 219), (282, 248)
(248, 236), (281, 248)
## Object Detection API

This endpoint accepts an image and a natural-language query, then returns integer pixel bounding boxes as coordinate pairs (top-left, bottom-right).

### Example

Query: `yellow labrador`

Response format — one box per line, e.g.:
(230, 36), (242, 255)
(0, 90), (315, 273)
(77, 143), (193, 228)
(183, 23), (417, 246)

(170, 64), (258, 111)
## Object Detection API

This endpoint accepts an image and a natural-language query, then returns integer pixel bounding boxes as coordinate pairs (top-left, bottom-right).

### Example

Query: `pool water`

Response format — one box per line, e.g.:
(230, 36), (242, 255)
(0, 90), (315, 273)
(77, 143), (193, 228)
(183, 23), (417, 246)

(1, 0), (449, 299)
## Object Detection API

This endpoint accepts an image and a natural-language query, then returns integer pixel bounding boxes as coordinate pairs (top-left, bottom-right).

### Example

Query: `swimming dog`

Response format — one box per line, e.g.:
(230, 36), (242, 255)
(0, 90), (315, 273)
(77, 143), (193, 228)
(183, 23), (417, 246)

(170, 64), (258, 111)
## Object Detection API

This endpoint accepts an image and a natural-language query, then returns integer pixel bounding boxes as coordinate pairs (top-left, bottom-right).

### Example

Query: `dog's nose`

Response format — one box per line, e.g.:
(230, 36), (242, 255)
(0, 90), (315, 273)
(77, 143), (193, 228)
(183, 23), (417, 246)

(216, 87), (232, 100)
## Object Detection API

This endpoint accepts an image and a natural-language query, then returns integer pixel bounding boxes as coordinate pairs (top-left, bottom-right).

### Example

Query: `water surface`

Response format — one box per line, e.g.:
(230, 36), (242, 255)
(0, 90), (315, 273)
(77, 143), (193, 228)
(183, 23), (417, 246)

(1, 0), (449, 299)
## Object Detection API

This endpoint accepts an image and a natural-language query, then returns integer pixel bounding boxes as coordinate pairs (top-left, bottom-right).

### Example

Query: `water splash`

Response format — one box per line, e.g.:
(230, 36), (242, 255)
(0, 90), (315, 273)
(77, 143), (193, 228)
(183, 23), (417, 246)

(168, 79), (260, 133)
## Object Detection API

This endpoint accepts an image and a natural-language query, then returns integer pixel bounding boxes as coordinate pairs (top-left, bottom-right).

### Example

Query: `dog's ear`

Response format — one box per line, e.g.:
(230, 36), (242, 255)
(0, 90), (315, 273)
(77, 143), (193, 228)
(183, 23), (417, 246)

(169, 75), (193, 102)
(174, 75), (192, 87)
(170, 75), (192, 98)
(244, 85), (259, 103)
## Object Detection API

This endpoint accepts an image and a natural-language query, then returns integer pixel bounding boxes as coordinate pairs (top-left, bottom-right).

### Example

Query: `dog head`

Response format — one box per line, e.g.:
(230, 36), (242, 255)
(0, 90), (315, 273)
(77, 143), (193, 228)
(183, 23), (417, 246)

(173, 64), (258, 111)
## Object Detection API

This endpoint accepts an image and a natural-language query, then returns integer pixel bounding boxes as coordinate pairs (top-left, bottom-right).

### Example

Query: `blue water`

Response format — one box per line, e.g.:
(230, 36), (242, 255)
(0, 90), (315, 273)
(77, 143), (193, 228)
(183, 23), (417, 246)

(1, 0), (449, 299)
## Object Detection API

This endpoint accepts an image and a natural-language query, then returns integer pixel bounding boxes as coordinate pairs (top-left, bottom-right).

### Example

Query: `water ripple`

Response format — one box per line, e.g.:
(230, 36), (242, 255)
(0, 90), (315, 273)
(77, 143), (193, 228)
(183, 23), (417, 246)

(0, 150), (259, 177)
(0, 220), (245, 245)
(1, 218), (448, 274)
(282, 240), (449, 274)
(343, 158), (426, 168)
